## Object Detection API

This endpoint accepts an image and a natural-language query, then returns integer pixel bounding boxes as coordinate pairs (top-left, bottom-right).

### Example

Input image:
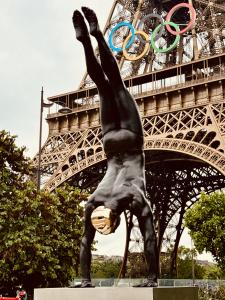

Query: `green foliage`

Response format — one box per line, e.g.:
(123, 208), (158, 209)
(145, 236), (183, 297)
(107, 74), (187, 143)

(203, 264), (225, 280)
(177, 258), (205, 279)
(184, 192), (225, 270)
(78, 257), (121, 289)
(0, 184), (85, 288)
(176, 246), (202, 279)
(0, 130), (87, 291)
(0, 130), (31, 192)
(216, 285), (225, 300)
(91, 259), (121, 278)
(160, 246), (205, 279)
(127, 252), (147, 278)
(199, 285), (225, 300)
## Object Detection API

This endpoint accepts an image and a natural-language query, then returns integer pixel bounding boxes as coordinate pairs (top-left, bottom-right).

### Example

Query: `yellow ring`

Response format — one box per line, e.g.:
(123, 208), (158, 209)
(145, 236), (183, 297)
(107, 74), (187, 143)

(122, 31), (150, 61)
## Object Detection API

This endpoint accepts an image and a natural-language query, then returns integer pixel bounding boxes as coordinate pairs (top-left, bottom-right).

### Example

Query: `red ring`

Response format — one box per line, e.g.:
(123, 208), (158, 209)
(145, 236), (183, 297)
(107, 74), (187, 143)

(165, 3), (196, 35)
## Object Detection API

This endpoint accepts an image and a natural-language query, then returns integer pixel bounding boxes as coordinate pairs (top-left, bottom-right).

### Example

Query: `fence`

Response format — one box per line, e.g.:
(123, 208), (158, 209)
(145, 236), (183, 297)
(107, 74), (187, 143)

(71, 278), (225, 288)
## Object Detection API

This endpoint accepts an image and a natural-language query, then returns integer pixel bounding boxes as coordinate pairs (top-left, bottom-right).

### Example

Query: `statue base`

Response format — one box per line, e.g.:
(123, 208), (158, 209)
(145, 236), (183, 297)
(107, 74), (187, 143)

(34, 287), (198, 300)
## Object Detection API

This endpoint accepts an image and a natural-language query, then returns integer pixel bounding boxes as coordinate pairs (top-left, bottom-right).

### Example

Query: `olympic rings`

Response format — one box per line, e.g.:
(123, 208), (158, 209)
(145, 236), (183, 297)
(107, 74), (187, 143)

(165, 3), (196, 35)
(108, 21), (135, 52)
(136, 13), (164, 44)
(108, 2), (196, 60)
(151, 22), (180, 53)
(122, 31), (150, 61)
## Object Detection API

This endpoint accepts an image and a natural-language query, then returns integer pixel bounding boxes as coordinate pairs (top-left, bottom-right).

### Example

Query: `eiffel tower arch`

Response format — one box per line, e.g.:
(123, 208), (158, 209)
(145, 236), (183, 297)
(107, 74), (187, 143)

(34, 0), (225, 276)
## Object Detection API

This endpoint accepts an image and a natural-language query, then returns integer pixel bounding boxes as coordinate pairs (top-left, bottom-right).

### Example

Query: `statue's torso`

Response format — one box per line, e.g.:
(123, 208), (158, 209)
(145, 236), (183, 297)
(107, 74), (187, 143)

(103, 128), (143, 155)
(90, 134), (148, 214)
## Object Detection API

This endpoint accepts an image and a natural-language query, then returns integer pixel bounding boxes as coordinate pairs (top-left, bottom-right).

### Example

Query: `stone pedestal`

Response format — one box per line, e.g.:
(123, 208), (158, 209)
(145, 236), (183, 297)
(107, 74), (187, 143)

(34, 286), (198, 300)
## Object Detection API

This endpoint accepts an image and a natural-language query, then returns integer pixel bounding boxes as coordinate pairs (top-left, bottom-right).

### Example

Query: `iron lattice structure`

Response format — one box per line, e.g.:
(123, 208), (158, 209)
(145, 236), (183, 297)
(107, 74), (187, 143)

(33, 0), (225, 276)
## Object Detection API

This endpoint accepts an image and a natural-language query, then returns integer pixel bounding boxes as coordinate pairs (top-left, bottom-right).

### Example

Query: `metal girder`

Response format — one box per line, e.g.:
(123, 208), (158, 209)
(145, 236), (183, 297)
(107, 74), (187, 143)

(34, 99), (225, 191)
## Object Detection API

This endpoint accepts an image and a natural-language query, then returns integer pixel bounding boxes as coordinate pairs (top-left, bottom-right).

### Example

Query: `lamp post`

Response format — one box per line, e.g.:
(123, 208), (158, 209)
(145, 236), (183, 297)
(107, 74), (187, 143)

(37, 87), (72, 190)
(191, 237), (195, 286)
(37, 87), (53, 190)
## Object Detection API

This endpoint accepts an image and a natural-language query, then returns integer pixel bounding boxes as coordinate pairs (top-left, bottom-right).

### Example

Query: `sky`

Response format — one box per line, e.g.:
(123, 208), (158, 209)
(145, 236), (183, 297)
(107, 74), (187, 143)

(0, 0), (112, 157)
(0, 1), (214, 262)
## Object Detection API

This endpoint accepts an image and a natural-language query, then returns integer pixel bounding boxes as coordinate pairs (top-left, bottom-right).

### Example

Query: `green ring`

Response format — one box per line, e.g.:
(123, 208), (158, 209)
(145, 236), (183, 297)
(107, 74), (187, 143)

(151, 21), (180, 53)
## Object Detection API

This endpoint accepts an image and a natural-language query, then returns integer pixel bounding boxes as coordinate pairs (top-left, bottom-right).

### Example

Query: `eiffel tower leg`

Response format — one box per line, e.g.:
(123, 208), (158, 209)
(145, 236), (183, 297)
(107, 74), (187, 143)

(79, 202), (96, 288)
(169, 203), (186, 278)
(118, 211), (133, 279)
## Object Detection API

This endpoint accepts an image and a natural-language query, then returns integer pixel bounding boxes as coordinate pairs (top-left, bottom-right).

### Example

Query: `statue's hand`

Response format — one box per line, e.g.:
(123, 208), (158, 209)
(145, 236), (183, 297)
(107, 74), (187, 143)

(71, 280), (95, 288)
(133, 279), (158, 288)
(81, 280), (95, 288)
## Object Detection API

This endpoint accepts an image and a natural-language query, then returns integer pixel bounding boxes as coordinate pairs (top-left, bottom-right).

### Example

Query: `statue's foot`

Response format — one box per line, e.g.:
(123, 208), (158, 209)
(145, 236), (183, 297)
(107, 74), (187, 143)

(72, 10), (89, 42)
(133, 279), (158, 288)
(81, 7), (101, 37)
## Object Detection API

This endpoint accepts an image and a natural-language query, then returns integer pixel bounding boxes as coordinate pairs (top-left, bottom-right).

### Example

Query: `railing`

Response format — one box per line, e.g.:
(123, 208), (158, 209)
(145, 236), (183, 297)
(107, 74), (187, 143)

(47, 65), (225, 118)
(71, 278), (225, 287)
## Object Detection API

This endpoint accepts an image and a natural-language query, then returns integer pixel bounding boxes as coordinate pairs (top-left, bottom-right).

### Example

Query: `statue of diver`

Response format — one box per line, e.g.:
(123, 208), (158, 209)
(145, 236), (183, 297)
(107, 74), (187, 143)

(72, 7), (158, 287)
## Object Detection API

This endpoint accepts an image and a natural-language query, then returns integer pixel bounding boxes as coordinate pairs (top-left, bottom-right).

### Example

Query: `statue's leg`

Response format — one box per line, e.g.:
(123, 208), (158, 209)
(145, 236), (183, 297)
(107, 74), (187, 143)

(135, 206), (158, 287)
(81, 7), (143, 136)
(79, 201), (96, 287)
(72, 10), (106, 87)
(72, 10), (118, 134)
(81, 7), (124, 89)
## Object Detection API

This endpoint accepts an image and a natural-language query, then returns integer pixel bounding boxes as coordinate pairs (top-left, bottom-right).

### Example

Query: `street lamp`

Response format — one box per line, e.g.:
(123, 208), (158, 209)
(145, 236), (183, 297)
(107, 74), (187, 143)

(37, 87), (72, 190)
(191, 236), (195, 286)
(58, 106), (72, 114)
(37, 87), (53, 190)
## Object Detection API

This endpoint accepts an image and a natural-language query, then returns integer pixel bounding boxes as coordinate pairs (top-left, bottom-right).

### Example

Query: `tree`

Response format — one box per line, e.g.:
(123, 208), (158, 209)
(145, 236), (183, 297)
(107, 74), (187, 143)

(0, 131), (86, 295)
(203, 264), (225, 280)
(0, 130), (31, 191)
(160, 246), (205, 279)
(177, 250), (205, 279)
(0, 184), (86, 290)
(184, 192), (225, 271)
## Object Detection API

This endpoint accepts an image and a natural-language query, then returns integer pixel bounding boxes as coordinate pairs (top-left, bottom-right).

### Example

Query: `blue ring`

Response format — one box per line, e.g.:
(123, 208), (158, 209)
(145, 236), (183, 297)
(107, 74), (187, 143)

(108, 22), (135, 52)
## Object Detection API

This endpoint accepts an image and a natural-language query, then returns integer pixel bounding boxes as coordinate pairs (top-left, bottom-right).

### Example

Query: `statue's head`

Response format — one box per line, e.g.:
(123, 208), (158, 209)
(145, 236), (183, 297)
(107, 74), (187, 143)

(91, 206), (120, 235)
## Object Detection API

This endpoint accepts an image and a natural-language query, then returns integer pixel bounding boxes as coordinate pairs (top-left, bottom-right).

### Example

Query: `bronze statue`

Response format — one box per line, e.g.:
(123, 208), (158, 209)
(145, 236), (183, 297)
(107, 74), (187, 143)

(72, 7), (158, 287)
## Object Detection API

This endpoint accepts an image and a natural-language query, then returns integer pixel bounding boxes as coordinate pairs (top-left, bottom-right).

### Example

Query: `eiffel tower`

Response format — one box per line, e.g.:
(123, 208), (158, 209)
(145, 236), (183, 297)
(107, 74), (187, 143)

(34, 0), (225, 276)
